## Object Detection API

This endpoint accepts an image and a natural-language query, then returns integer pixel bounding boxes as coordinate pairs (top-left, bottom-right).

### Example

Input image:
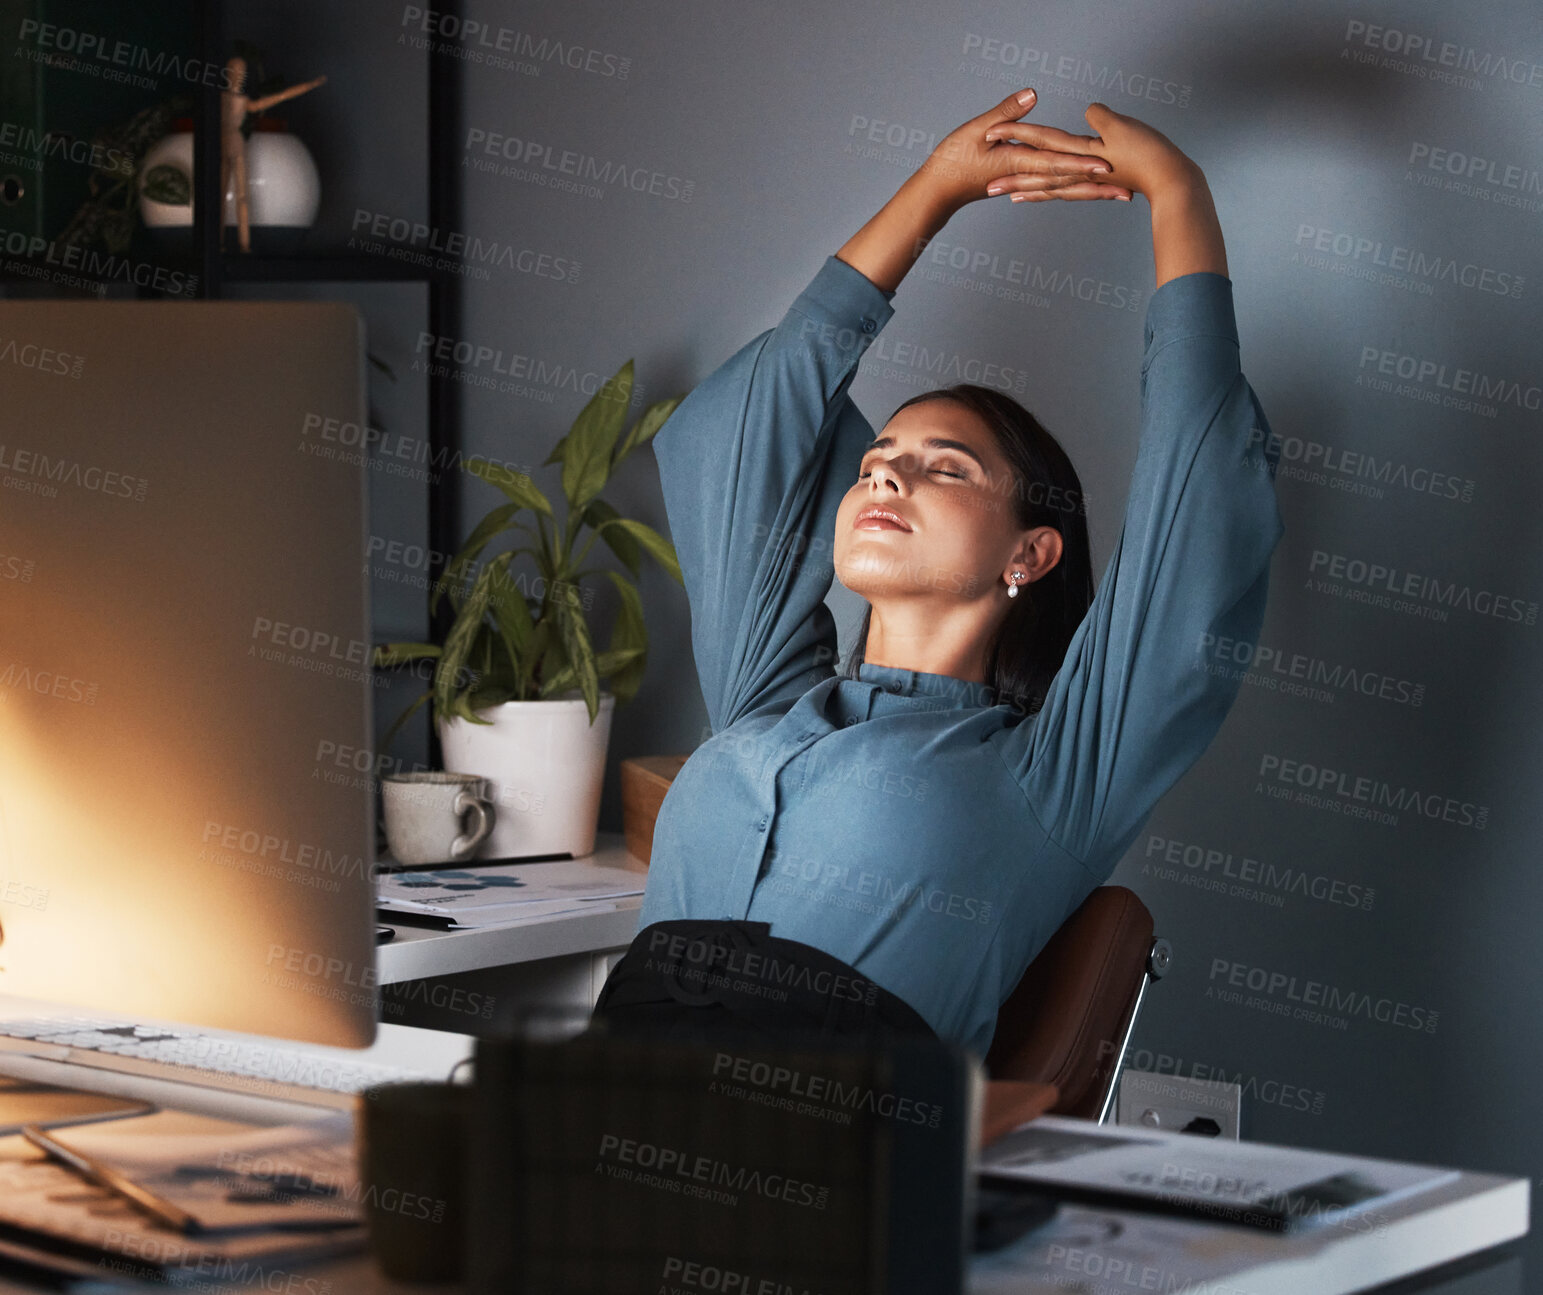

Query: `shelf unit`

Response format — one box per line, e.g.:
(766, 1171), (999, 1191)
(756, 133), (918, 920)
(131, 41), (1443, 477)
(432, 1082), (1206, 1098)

(0, 4), (471, 758)
(185, 0), (465, 602)
(0, 2), (465, 618)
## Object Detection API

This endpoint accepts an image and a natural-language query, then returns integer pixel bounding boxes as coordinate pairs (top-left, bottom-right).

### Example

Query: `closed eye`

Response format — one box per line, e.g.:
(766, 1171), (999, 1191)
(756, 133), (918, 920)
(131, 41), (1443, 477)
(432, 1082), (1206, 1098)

(857, 465), (968, 480)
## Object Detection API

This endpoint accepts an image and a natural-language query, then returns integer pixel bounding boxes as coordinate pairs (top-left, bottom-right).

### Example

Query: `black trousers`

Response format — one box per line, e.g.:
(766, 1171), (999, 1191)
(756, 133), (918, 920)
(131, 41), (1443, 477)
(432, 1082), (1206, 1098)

(590, 919), (938, 1049)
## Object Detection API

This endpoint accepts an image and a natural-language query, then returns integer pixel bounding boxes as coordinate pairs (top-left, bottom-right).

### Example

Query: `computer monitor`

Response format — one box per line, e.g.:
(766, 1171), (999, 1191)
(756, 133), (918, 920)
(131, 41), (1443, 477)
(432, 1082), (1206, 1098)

(0, 298), (378, 1046)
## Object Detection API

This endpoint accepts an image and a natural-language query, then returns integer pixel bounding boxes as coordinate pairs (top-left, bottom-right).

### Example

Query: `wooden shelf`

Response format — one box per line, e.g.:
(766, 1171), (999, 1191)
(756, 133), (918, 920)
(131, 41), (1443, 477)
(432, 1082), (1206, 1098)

(221, 253), (438, 283)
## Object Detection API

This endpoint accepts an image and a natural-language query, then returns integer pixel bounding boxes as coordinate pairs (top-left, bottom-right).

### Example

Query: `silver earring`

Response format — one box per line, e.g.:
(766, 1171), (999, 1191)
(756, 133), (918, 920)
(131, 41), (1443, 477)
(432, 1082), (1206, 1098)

(1007, 572), (1023, 598)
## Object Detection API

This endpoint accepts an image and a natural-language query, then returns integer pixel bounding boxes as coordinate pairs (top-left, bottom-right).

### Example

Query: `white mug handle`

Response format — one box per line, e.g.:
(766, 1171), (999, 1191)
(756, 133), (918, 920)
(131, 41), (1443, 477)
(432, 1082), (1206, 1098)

(449, 789), (494, 860)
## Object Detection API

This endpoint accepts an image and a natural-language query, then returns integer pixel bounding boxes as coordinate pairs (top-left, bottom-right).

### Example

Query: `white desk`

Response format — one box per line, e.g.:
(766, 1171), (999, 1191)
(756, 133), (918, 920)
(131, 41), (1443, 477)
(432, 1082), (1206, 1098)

(377, 897), (641, 984)
(373, 833), (645, 1031)
(969, 1124), (1528, 1294)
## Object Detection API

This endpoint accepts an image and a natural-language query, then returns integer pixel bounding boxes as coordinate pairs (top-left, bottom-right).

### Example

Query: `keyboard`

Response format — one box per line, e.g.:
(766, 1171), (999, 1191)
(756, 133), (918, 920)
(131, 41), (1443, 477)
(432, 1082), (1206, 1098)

(0, 1015), (460, 1110)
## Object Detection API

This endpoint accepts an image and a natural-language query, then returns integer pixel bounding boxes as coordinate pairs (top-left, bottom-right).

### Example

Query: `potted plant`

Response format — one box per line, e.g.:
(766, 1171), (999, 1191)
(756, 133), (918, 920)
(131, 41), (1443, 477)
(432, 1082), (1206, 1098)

(375, 361), (684, 859)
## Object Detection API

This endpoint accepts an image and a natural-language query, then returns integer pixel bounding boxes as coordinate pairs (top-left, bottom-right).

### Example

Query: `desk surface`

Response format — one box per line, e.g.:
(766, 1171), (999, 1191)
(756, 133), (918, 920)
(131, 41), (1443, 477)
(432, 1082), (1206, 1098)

(0, 1040), (1525, 1294)
(291, 1167), (1528, 1295)
(285, 1126), (1531, 1295)
(374, 833), (645, 984)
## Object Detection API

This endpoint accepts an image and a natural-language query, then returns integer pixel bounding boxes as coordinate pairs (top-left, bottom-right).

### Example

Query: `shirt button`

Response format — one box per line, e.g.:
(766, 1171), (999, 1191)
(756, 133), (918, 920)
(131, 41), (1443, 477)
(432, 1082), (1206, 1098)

(757, 816), (768, 831)
(859, 317), (877, 334)
(886, 680), (901, 693)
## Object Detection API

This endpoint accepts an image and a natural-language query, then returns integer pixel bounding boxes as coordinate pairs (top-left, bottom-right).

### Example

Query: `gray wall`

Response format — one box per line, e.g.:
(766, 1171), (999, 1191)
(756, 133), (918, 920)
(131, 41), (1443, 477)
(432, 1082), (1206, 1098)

(448, 0), (1541, 1255)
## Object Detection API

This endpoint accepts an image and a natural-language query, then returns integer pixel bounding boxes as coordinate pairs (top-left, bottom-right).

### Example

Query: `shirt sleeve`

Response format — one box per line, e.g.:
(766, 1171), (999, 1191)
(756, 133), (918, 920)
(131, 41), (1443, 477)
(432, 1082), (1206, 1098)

(991, 271), (1285, 875)
(652, 255), (896, 733)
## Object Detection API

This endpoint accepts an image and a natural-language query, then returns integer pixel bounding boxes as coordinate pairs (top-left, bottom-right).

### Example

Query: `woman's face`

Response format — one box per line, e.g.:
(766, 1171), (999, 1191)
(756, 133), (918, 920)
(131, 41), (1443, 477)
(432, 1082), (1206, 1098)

(833, 399), (1029, 603)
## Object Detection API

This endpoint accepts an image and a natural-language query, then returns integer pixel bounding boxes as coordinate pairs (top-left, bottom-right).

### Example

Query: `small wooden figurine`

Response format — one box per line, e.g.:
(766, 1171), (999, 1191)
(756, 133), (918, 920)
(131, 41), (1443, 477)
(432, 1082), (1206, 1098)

(220, 55), (326, 252)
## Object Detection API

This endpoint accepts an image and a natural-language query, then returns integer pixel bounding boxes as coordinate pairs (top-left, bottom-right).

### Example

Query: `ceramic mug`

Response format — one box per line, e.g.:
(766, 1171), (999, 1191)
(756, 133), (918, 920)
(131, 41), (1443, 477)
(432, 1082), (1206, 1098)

(382, 772), (495, 866)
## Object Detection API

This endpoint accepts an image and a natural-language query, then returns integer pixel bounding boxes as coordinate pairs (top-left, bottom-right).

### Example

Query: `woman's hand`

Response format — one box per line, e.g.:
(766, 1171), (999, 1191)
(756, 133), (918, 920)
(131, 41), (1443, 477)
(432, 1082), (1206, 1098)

(984, 102), (1198, 203)
(918, 88), (1133, 212)
(836, 88), (1146, 293)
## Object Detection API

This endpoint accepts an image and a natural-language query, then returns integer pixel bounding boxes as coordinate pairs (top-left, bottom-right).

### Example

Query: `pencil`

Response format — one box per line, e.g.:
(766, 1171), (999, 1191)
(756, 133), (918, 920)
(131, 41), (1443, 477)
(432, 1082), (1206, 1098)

(20, 1124), (202, 1235)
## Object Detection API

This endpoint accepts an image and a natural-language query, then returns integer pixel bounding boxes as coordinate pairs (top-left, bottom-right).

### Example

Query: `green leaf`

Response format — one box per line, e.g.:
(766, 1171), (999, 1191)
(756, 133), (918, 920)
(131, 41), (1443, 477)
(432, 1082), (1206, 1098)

(435, 557), (504, 724)
(558, 361), (633, 513)
(101, 210), (134, 254)
(431, 502), (519, 615)
(466, 683), (520, 711)
(487, 559), (536, 691)
(600, 646), (646, 672)
(467, 667), (516, 703)
(525, 616), (554, 690)
(466, 458), (552, 515)
(550, 584), (600, 723)
(142, 163), (190, 205)
(544, 363), (634, 469)
(604, 570), (648, 706)
(614, 395), (683, 467)
(580, 498), (641, 577)
(594, 518), (682, 585)
(541, 646), (644, 698)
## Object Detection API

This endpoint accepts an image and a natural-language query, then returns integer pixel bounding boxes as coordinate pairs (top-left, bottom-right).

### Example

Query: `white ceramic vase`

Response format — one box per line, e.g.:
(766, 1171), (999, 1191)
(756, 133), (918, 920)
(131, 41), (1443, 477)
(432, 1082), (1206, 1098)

(138, 121), (320, 238)
(437, 693), (615, 860)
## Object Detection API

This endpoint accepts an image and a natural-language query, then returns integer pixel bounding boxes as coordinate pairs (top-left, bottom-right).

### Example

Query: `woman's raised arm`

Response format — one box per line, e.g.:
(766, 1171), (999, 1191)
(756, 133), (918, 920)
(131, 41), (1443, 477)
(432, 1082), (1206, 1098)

(981, 107), (1282, 874)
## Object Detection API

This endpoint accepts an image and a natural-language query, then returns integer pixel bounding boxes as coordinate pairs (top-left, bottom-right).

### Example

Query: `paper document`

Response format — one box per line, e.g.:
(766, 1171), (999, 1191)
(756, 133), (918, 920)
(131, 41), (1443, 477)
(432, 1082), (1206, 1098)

(376, 859), (643, 928)
(979, 1115), (1459, 1232)
(377, 897), (621, 929)
(27, 1114), (362, 1230)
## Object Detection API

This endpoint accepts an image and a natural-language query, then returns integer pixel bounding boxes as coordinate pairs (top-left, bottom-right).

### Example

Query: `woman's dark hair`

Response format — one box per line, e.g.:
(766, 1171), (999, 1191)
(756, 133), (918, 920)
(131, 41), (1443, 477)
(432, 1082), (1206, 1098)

(842, 383), (1095, 717)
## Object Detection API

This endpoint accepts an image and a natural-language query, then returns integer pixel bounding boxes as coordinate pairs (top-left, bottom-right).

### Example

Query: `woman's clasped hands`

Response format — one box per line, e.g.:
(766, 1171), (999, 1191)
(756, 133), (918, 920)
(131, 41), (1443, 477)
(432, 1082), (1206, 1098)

(916, 87), (1200, 214)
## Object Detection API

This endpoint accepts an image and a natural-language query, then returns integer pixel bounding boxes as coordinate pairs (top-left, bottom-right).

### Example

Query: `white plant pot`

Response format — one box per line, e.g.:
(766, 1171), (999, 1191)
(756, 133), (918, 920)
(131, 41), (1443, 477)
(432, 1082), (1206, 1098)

(437, 693), (615, 860)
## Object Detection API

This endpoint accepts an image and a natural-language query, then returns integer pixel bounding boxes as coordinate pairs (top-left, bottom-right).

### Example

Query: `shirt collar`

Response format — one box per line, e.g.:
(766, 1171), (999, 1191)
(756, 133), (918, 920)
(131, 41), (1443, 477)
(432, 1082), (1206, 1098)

(856, 662), (998, 709)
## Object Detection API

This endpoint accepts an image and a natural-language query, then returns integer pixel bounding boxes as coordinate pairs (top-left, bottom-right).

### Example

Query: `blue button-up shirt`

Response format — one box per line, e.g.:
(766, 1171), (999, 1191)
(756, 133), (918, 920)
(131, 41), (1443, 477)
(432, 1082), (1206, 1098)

(638, 254), (1284, 1059)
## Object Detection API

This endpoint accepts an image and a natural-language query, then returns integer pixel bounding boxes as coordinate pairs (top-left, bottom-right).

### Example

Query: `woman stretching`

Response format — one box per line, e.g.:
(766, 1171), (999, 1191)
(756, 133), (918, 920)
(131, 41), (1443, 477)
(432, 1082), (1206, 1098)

(593, 89), (1285, 1060)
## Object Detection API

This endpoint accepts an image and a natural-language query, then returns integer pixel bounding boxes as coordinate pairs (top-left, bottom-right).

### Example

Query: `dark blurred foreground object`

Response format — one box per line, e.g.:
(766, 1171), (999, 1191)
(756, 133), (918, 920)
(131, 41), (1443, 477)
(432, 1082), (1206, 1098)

(468, 1025), (977, 1294)
(356, 1080), (469, 1283)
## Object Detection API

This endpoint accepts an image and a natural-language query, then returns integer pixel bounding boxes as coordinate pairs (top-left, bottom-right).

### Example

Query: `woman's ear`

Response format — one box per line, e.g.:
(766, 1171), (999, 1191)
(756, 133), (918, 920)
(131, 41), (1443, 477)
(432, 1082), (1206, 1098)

(1014, 526), (1064, 584)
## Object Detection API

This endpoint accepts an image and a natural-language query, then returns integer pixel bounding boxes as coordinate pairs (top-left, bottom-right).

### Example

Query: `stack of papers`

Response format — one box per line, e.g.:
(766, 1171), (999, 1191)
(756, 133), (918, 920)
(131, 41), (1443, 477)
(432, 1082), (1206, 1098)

(978, 1115), (1459, 1233)
(0, 1114), (365, 1282)
(376, 858), (645, 928)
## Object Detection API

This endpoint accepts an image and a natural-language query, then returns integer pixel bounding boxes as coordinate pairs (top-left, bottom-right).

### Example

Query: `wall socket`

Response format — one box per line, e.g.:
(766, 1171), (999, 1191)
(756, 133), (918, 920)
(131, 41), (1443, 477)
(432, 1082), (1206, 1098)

(1115, 1070), (1242, 1139)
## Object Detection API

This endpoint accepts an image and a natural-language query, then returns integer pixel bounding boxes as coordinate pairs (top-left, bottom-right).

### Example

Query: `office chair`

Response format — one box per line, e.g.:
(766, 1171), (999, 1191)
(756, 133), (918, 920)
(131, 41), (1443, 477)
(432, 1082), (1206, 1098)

(984, 886), (1171, 1122)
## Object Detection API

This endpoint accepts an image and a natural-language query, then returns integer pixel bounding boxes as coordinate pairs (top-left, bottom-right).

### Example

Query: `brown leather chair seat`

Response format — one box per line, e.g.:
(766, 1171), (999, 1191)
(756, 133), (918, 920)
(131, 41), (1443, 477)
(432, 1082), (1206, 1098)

(985, 886), (1168, 1121)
